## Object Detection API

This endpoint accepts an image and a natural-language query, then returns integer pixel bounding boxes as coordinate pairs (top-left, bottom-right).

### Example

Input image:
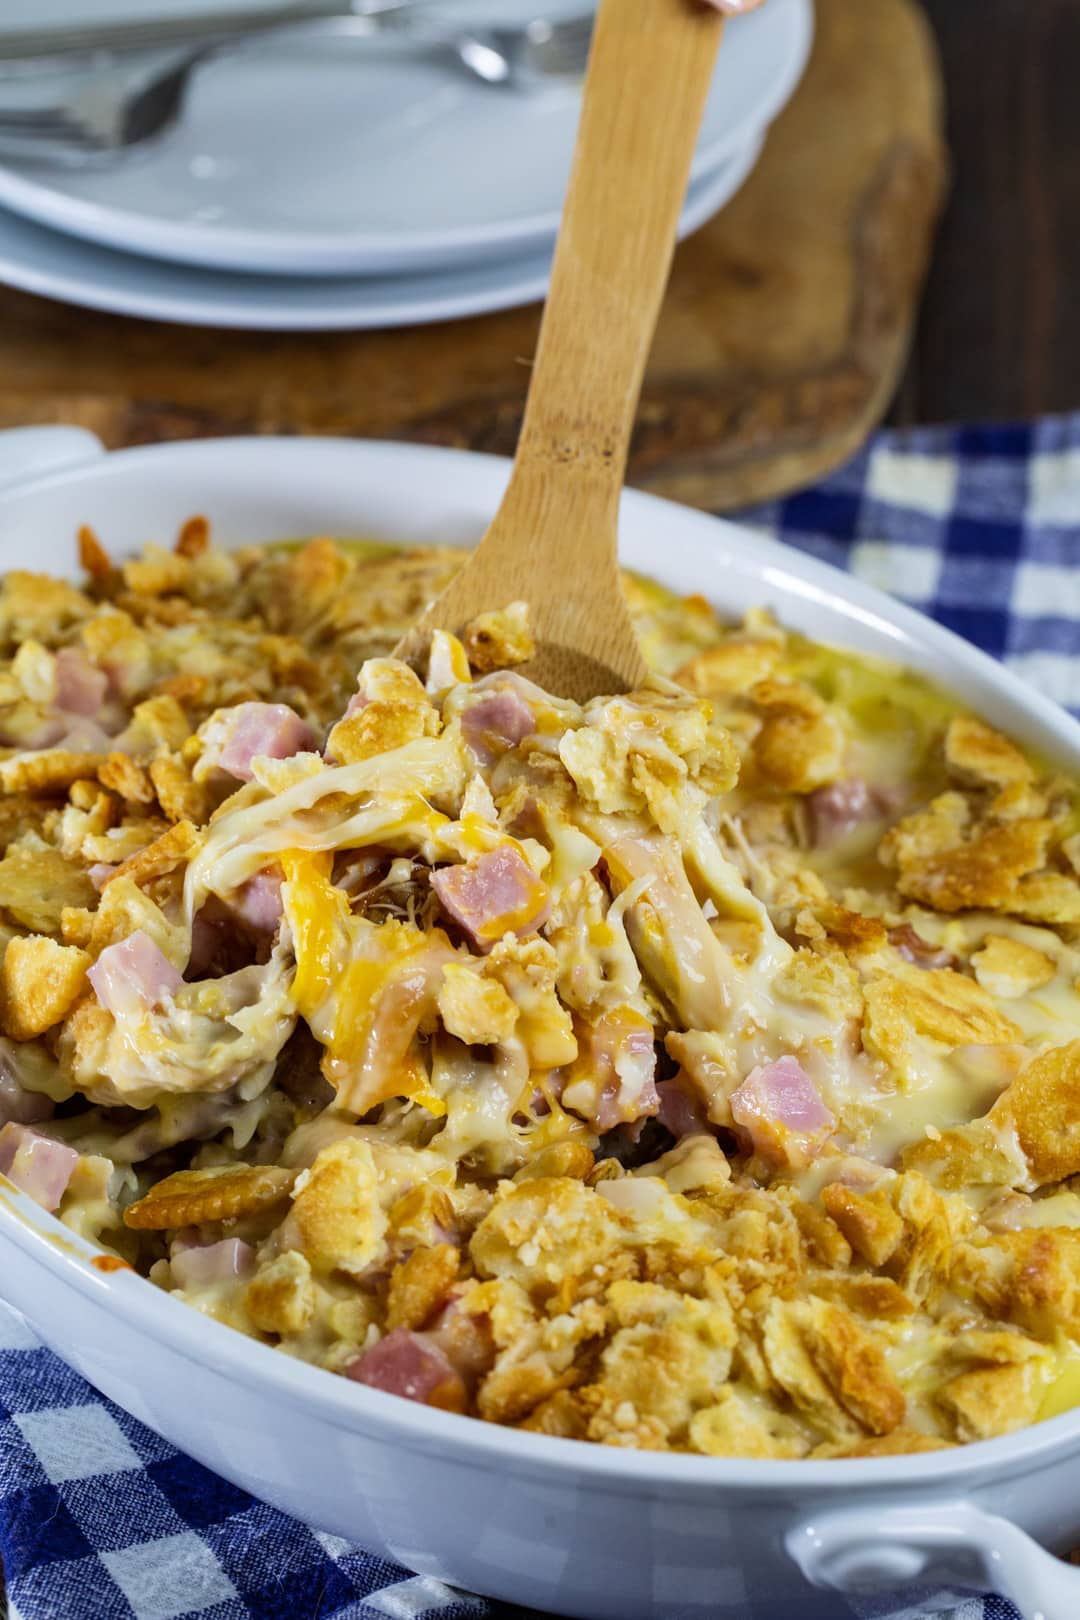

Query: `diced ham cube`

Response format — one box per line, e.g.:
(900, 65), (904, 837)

(171, 1237), (255, 1291)
(460, 686), (536, 764)
(231, 870), (284, 934)
(0, 1060), (54, 1126)
(55, 647), (108, 717)
(807, 779), (877, 847)
(345, 1327), (466, 1411)
(729, 1055), (835, 1170)
(88, 930), (183, 1019)
(431, 845), (549, 951)
(214, 703), (316, 783)
(88, 863), (117, 892)
(0, 1123), (78, 1212)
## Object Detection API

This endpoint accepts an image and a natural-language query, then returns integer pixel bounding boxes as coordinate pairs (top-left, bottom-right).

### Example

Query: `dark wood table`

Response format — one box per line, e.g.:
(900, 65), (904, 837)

(893, 0), (1080, 425)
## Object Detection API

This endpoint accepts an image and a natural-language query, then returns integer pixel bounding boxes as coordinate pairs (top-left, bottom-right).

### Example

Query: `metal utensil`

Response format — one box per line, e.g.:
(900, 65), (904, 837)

(0, 12), (595, 165)
(0, 1), (416, 63)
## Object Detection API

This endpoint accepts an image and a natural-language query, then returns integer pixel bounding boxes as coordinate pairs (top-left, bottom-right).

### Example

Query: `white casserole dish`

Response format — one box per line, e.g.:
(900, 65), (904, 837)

(1, 426), (1079, 1620)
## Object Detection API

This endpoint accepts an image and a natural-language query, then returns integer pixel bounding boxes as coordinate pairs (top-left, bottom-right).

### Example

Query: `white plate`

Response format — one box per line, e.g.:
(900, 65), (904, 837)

(0, 133), (761, 329)
(0, 0), (811, 276)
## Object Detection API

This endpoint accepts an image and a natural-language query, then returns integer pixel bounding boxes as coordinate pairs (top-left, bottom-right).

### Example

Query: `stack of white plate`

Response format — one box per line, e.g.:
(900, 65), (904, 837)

(0, 0), (812, 330)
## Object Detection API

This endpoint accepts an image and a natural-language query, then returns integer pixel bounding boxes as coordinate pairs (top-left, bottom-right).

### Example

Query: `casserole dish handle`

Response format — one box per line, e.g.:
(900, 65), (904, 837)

(0, 426), (105, 493)
(788, 1500), (1080, 1620)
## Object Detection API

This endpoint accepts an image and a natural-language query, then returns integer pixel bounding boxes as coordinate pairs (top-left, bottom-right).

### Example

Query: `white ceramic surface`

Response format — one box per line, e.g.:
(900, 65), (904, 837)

(2, 430), (1080, 1620)
(0, 0), (811, 276)
(0, 134), (760, 328)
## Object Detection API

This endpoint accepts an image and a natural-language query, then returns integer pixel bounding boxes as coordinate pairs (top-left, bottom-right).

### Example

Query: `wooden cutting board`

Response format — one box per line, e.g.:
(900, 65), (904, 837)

(0, 0), (946, 512)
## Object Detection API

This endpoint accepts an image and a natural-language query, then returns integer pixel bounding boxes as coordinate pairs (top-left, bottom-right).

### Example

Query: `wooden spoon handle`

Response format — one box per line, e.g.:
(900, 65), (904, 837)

(501, 0), (724, 545)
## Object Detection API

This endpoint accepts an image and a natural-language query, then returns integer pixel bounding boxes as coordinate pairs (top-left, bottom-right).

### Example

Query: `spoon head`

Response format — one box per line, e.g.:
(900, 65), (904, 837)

(393, 562), (648, 705)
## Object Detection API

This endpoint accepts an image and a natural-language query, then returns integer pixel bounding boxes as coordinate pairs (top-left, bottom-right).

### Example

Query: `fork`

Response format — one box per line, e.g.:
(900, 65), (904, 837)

(0, 12), (595, 165)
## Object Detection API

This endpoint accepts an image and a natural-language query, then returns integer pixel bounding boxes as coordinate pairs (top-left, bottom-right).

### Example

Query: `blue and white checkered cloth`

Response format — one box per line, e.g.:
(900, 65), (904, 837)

(6, 413), (1080, 1620)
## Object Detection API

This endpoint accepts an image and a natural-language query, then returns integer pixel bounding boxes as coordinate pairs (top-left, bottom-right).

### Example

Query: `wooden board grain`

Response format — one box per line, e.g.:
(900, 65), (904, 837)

(0, 0), (946, 511)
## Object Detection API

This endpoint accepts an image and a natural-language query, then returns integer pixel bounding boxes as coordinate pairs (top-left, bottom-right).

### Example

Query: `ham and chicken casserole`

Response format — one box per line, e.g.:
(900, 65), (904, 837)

(4, 525), (1080, 1459)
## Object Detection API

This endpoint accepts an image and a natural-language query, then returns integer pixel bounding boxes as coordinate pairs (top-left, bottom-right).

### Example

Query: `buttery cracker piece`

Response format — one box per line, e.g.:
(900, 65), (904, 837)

(0, 934), (90, 1040)
(937, 1362), (1046, 1442)
(470, 1177), (622, 1296)
(990, 780), (1048, 821)
(126, 694), (192, 754)
(879, 791), (970, 868)
(98, 752), (155, 806)
(0, 750), (106, 796)
(983, 1228), (1080, 1340)
(280, 1137), (387, 1275)
(78, 524), (113, 582)
(945, 715), (1035, 789)
(518, 1389), (589, 1440)
(437, 961), (518, 1046)
(0, 572), (92, 643)
(895, 818), (1053, 912)
(797, 1296), (905, 1435)
(820, 1183), (904, 1268)
(990, 1040), (1080, 1184)
(688, 1387), (806, 1459)
(60, 906), (94, 949)
(773, 947), (862, 1021)
(674, 639), (781, 699)
(0, 842), (95, 935)
(122, 547), (192, 597)
(902, 1119), (1033, 1192)
(586, 1281), (736, 1443)
(174, 515), (210, 559)
(462, 602), (535, 674)
(751, 699), (846, 795)
(111, 819), (199, 887)
(812, 1274), (914, 1319)
(972, 934), (1056, 998)
(326, 700), (438, 766)
(148, 755), (212, 826)
(760, 1299), (862, 1442)
(386, 1244), (459, 1331)
(125, 1164), (296, 1230)
(1010, 872), (1080, 926)
(863, 967), (1021, 1073)
(245, 1251), (315, 1336)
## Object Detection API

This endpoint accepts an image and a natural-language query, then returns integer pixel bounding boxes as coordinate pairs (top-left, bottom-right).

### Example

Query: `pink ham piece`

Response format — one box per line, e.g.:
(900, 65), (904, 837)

(460, 686), (536, 764)
(431, 845), (550, 952)
(807, 779), (877, 848)
(88, 863), (117, 892)
(231, 870), (284, 934)
(0, 1123), (78, 1211)
(0, 1063), (53, 1126)
(55, 647), (108, 717)
(88, 930), (183, 1019)
(171, 1238), (255, 1291)
(345, 1327), (466, 1410)
(215, 703), (316, 783)
(729, 1055), (835, 1170)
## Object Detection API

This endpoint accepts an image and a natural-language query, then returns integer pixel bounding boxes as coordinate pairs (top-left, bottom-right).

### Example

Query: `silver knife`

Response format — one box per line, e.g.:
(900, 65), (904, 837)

(0, 0), (424, 64)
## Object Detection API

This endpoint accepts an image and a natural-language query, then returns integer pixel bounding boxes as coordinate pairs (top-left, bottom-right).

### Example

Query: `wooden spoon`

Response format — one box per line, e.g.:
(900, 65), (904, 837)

(396, 0), (725, 702)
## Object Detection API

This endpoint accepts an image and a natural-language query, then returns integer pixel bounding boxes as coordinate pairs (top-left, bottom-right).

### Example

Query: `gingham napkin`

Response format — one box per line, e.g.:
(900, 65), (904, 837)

(7, 412), (1080, 1620)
